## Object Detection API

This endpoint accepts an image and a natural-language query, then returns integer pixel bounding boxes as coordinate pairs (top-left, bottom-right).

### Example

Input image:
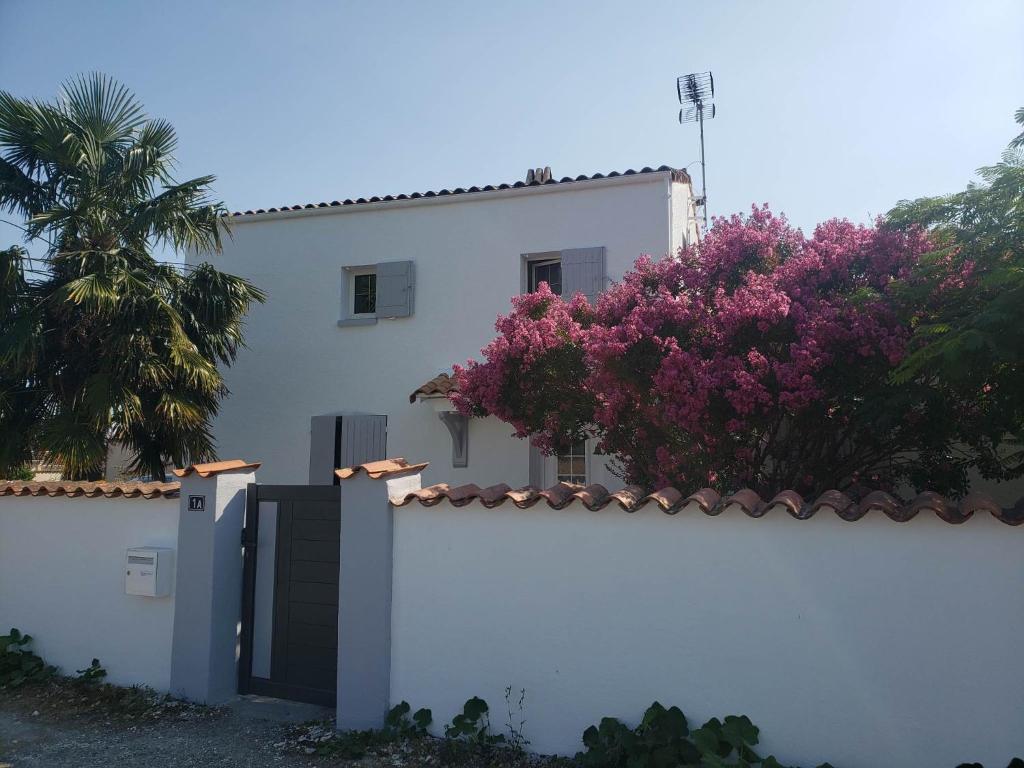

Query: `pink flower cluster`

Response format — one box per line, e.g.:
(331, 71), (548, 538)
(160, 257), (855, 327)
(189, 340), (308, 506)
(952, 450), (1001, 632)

(452, 206), (933, 490)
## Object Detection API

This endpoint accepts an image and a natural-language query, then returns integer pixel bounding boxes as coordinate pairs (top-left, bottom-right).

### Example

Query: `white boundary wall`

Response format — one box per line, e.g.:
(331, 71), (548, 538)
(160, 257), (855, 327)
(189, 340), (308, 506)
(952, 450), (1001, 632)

(390, 502), (1024, 768)
(0, 496), (179, 690)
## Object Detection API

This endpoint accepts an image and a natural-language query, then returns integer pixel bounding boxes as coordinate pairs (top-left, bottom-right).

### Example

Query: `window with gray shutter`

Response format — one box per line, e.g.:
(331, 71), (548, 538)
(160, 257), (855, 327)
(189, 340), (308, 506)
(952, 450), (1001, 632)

(561, 247), (606, 304)
(374, 260), (414, 318)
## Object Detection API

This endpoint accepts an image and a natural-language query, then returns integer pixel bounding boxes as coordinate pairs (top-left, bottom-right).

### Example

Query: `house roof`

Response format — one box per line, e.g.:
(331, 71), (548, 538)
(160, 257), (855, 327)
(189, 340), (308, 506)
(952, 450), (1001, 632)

(228, 166), (691, 219)
(0, 480), (180, 500)
(409, 372), (457, 403)
(391, 482), (1023, 526)
(172, 459), (261, 478)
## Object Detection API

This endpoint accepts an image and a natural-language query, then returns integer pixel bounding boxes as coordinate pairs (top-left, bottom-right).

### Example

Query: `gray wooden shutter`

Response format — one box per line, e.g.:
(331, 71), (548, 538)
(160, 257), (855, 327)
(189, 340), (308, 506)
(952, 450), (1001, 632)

(309, 414), (340, 484)
(338, 414), (388, 468)
(375, 260), (414, 318)
(529, 443), (545, 488)
(561, 247), (606, 304)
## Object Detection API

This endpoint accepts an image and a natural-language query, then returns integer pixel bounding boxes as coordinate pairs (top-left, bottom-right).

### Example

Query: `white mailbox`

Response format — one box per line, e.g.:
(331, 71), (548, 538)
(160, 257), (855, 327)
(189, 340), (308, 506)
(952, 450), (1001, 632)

(125, 547), (174, 597)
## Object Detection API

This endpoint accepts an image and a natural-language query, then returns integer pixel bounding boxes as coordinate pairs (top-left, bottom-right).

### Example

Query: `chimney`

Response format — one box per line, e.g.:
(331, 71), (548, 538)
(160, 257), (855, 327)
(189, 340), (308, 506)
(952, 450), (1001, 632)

(525, 166), (552, 184)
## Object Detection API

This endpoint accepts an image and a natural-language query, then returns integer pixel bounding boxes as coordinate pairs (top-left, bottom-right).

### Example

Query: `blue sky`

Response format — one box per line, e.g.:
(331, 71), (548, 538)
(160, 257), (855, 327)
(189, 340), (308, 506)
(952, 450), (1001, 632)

(2, 0), (1022, 254)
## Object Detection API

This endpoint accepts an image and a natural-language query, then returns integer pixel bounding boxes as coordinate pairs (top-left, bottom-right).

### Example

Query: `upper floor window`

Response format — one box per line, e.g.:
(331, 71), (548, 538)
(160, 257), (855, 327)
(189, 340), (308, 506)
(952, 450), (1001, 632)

(528, 257), (562, 295)
(352, 270), (376, 315)
(339, 261), (414, 327)
(521, 247), (606, 304)
(556, 439), (587, 484)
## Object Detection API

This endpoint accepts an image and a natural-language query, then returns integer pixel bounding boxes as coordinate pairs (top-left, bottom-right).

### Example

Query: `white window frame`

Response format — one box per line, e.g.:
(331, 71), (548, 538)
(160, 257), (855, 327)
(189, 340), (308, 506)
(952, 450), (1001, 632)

(350, 267), (377, 317)
(529, 258), (563, 295)
(339, 265), (378, 327)
(554, 438), (589, 485)
(521, 251), (563, 296)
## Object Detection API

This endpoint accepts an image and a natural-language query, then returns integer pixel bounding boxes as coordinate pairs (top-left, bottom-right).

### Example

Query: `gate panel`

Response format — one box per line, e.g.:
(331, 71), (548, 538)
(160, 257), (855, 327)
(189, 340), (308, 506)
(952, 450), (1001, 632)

(239, 484), (341, 706)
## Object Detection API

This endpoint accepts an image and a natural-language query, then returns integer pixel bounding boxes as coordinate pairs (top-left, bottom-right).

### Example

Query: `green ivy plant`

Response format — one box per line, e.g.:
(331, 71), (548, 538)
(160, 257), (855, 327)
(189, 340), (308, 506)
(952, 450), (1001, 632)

(0, 628), (54, 688)
(75, 658), (108, 686)
(384, 700), (433, 738)
(576, 702), (833, 768)
(444, 696), (505, 747)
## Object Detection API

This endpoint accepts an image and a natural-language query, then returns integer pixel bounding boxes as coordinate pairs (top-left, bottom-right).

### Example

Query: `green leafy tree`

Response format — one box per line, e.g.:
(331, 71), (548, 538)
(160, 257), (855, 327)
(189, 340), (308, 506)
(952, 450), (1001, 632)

(886, 107), (1024, 485)
(0, 74), (264, 480)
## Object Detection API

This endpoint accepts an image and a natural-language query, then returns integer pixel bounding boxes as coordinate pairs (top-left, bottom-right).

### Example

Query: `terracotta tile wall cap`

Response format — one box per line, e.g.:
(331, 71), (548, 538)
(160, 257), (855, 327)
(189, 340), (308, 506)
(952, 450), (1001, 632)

(0, 481), (180, 500)
(172, 459), (261, 478)
(335, 458), (430, 481)
(389, 483), (1024, 526)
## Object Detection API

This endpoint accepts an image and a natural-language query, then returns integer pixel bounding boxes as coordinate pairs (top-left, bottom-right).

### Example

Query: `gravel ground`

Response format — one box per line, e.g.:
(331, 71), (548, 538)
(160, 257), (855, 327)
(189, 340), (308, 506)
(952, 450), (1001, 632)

(0, 706), (319, 767)
(0, 682), (563, 768)
(0, 681), (333, 768)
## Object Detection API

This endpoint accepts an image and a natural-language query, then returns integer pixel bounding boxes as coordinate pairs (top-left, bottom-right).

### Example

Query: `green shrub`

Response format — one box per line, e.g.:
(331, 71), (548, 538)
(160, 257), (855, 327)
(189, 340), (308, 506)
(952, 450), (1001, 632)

(444, 696), (505, 747)
(303, 702), (432, 759)
(75, 658), (108, 686)
(5, 465), (35, 481)
(576, 702), (831, 768)
(384, 700), (432, 738)
(0, 628), (54, 688)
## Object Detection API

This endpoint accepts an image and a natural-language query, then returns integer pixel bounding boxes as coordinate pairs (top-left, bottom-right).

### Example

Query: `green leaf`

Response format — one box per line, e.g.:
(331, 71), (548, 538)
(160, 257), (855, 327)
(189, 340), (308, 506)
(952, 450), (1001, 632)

(463, 696), (488, 719)
(412, 707), (432, 729)
(722, 714), (759, 747)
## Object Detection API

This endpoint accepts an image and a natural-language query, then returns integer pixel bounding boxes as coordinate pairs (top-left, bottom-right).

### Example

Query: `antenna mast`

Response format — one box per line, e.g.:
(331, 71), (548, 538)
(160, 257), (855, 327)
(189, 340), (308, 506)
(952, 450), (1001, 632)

(677, 71), (716, 230)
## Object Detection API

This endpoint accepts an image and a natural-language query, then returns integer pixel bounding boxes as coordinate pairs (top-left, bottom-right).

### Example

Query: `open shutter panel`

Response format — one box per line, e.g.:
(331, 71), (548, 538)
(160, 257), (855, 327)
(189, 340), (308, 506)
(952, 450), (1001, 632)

(309, 414), (340, 484)
(561, 247), (606, 304)
(529, 443), (545, 488)
(375, 260), (414, 318)
(338, 414), (388, 469)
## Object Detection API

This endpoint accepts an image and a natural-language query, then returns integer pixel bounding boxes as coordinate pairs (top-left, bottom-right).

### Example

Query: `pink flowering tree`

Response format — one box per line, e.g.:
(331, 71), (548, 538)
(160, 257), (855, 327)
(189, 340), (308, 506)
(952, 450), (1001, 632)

(452, 205), (964, 495)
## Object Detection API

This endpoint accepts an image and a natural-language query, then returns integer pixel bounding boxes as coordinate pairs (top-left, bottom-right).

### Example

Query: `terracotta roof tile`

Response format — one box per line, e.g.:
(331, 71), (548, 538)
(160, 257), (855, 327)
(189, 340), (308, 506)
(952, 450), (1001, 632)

(172, 459), (261, 478)
(391, 482), (1024, 526)
(409, 373), (457, 403)
(335, 458), (430, 481)
(229, 166), (692, 219)
(0, 481), (180, 500)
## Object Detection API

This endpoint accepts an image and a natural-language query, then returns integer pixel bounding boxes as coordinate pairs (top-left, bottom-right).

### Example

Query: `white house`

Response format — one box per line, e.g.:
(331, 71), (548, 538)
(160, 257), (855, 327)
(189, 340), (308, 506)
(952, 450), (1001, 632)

(199, 165), (699, 487)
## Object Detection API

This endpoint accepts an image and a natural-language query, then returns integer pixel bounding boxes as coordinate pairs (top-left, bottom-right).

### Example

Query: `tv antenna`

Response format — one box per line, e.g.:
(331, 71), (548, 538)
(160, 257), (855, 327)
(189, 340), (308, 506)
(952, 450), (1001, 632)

(677, 71), (715, 230)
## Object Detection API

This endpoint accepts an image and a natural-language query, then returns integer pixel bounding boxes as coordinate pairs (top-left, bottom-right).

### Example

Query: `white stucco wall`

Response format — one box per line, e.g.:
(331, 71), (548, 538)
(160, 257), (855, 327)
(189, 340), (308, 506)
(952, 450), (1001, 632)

(0, 497), (180, 690)
(202, 173), (687, 486)
(389, 502), (1024, 767)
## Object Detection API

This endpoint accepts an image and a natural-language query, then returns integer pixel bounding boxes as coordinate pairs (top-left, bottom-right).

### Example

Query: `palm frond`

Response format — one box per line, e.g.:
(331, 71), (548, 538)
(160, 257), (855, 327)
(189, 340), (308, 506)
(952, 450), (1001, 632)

(59, 73), (146, 148)
(1, 74), (263, 479)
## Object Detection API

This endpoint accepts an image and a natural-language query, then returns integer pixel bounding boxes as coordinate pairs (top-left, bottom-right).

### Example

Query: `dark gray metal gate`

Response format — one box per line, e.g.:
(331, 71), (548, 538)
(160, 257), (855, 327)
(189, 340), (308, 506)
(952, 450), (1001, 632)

(239, 484), (341, 706)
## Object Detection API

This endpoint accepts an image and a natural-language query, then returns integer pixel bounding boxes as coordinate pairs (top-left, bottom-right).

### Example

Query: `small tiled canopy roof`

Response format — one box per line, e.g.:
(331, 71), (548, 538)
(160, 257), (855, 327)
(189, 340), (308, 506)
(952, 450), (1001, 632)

(391, 482), (1024, 526)
(409, 373), (457, 403)
(172, 459), (261, 478)
(0, 481), (180, 499)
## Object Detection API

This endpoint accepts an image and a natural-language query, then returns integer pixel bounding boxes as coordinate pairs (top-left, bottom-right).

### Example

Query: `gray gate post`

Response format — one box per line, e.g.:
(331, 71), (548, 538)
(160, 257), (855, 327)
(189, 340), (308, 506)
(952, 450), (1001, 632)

(336, 460), (425, 730)
(169, 460), (260, 703)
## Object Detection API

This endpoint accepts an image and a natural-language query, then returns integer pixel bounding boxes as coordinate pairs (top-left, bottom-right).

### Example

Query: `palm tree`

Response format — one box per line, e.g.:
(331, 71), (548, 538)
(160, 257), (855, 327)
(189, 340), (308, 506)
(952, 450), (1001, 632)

(0, 74), (264, 480)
